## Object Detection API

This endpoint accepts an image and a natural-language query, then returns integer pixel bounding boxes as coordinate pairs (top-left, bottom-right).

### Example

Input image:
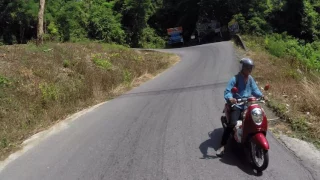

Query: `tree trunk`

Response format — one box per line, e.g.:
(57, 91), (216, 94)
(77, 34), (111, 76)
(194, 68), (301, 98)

(37, 0), (46, 45)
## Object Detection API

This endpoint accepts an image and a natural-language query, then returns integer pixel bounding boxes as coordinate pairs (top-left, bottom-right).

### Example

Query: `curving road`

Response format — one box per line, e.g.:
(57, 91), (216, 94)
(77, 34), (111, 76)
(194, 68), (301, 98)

(0, 42), (316, 180)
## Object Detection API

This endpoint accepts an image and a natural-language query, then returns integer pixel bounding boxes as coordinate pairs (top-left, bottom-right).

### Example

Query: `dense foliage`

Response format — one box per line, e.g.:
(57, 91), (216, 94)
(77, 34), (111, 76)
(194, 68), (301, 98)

(265, 33), (320, 71)
(0, 0), (165, 47)
(1, 0), (320, 47)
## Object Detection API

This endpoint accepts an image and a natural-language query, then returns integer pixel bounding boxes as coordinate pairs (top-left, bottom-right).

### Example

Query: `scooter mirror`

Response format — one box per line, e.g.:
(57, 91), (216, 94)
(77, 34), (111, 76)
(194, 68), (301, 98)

(264, 84), (270, 91)
(231, 87), (239, 94)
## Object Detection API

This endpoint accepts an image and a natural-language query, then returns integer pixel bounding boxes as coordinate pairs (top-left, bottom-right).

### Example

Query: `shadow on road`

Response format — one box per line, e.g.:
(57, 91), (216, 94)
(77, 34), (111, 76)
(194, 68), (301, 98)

(199, 128), (223, 159)
(199, 128), (263, 176)
(219, 142), (257, 176)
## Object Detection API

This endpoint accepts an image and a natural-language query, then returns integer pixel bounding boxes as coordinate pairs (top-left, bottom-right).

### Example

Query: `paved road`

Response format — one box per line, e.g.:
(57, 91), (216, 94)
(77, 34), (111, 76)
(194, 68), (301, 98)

(0, 42), (315, 180)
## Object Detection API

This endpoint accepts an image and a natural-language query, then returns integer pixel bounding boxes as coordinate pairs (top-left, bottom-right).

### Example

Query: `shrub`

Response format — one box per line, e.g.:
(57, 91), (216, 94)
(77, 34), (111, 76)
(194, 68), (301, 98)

(264, 33), (320, 70)
(0, 75), (10, 87)
(92, 55), (113, 70)
(139, 27), (165, 48)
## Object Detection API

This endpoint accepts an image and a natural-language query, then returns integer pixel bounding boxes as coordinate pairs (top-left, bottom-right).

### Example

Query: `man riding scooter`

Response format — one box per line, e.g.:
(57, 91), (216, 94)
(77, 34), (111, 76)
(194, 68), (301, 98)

(216, 58), (267, 157)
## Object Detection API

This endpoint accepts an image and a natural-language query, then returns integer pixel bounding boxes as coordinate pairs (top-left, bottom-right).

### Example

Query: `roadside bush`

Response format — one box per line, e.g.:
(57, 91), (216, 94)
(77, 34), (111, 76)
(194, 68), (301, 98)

(0, 75), (10, 87)
(264, 33), (320, 70)
(139, 27), (165, 48)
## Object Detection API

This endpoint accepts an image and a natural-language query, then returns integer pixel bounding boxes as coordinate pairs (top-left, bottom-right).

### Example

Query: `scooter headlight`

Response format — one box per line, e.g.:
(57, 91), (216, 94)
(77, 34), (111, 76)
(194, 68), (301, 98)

(251, 108), (263, 125)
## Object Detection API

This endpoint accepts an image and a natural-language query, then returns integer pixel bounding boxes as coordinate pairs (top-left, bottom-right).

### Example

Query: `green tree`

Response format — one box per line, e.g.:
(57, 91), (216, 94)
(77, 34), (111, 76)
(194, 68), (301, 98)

(2, 0), (320, 46)
(0, 0), (38, 44)
(119, 0), (153, 47)
(87, 1), (125, 44)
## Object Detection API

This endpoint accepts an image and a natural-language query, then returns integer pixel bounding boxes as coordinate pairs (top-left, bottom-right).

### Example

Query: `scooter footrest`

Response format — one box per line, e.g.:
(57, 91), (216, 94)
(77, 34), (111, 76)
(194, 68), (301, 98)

(222, 123), (227, 128)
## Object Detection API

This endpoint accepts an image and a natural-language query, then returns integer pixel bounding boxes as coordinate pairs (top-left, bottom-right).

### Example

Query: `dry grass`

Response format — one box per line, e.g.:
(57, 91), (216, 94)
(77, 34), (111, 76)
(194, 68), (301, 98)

(0, 42), (179, 160)
(238, 42), (320, 148)
(299, 77), (320, 116)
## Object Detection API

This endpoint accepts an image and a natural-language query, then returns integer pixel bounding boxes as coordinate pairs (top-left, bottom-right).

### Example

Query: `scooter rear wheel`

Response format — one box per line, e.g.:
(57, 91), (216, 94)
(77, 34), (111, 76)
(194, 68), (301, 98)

(250, 141), (269, 172)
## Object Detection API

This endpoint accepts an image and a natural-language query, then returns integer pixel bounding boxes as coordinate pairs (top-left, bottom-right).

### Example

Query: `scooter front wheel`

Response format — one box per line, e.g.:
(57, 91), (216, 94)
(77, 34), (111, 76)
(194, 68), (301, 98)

(250, 141), (269, 172)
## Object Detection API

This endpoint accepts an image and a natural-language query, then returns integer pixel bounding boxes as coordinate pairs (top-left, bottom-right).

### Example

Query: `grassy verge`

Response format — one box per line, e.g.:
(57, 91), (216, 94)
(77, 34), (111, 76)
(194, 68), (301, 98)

(0, 42), (179, 160)
(236, 35), (320, 149)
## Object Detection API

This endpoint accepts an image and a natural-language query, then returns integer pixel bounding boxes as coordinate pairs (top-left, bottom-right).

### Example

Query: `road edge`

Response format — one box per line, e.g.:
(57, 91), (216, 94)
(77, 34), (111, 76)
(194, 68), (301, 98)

(232, 34), (248, 51)
(0, 101), (107, 172)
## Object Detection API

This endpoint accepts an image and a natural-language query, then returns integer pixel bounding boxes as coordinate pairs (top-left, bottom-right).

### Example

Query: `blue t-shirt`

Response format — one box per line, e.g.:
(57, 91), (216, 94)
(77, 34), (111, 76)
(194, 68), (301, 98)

(224, 73), (263, 109)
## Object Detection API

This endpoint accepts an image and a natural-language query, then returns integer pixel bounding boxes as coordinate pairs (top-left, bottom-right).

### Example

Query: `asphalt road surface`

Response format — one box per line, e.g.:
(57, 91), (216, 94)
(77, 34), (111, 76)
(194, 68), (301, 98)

(0, 42), (316, 180)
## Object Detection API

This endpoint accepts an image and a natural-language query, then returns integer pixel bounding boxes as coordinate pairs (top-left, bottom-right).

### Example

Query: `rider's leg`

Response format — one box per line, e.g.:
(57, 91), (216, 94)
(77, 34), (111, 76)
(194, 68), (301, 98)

(230, 106), (242, 126)
(221, 106), (241, 145)
(217, 106), (241, 156)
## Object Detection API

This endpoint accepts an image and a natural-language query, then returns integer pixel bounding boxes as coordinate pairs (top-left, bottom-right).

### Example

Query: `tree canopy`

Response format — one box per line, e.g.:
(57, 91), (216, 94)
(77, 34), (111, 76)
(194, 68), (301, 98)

(1, 0), (320, 47)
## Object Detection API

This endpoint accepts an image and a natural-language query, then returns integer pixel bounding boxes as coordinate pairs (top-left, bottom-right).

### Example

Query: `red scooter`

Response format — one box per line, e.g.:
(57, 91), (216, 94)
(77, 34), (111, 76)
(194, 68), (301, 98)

(221, 84), (270, 172)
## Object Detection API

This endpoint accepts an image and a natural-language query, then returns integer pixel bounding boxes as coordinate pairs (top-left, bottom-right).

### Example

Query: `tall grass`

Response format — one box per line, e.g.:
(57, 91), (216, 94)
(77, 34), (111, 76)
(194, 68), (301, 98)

(244, 33), (320, 71)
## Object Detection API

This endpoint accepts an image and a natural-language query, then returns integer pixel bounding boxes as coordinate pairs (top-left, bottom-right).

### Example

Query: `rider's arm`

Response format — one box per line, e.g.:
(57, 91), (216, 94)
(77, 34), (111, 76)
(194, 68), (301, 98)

(251, 77), (263, 98)
(224, 76), (236, 102)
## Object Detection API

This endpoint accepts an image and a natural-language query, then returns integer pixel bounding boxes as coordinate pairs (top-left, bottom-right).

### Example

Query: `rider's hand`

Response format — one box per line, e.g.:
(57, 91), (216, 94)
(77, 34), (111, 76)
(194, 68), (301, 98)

(229, 98), (237, 104)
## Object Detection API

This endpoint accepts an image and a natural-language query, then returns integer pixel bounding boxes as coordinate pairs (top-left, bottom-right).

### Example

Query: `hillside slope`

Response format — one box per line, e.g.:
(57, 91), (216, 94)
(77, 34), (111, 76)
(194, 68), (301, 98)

(0, 42), (178, 160)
